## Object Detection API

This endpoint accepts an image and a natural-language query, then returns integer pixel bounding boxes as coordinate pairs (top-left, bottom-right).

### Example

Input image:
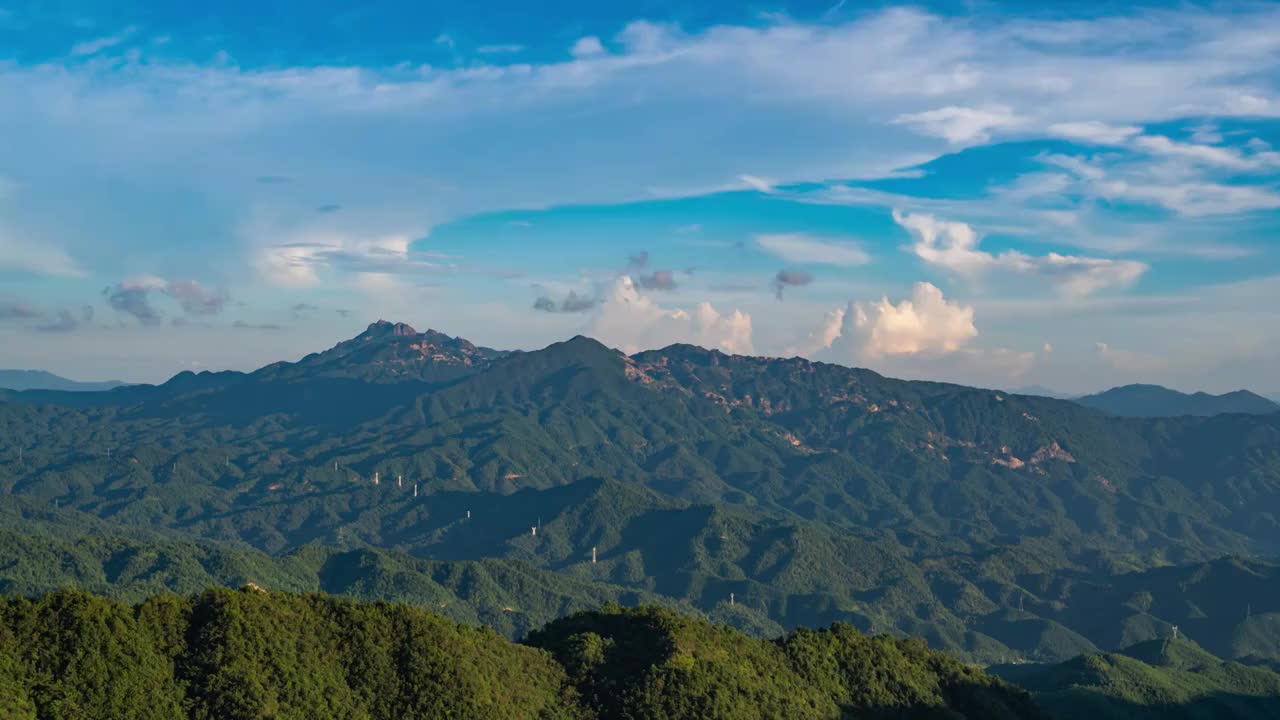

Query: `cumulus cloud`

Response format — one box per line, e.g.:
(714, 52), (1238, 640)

(588, 276), (752, 355)
(787, 307), (847, 357)
(893, 211), (1147, 296)
(571, 36), (606, 58)
(892, 105), (1024, 144)
(755, 233), (870, 266)
(792, 294), (1035, 384)
(773, 269), (813, 299)
(788, 283), (1042, 383)
(841, 282), (977, 358)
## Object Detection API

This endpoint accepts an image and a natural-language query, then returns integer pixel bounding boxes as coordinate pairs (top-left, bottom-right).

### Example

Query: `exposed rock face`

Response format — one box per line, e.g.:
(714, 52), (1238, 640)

(1032, 442), (1076, 464)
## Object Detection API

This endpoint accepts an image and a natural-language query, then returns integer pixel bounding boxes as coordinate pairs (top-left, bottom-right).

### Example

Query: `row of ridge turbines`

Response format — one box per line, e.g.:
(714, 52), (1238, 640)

(336, 461), (605, 563)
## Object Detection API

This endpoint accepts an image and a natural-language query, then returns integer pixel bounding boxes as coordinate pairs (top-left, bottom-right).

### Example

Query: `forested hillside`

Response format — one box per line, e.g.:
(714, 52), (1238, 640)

(0, 588), (1043, 720)
(2, 323), (1280, 665)
(995, 637), (1280, 719)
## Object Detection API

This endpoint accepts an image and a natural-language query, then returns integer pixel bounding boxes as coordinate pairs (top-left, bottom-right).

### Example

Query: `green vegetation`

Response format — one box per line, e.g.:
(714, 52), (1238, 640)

(995, 638), (1280, 719)
(0, 588), (1041, 720)
(2, 323), (1280, 669)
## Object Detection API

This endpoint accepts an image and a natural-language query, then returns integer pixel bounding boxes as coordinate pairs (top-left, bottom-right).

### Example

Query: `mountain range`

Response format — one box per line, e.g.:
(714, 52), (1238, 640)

(0, 369), (127, 393)
(2, 321), (1280, 669)
(1075, 384), (1280, 418)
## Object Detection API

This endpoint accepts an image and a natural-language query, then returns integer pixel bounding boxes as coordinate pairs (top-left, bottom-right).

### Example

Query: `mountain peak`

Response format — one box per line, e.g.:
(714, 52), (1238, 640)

(361, 320), (418, 338)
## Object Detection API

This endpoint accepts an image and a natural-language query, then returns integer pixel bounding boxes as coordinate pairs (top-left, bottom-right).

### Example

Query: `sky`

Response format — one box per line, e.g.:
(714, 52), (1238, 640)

(1, 1), (1278, 395)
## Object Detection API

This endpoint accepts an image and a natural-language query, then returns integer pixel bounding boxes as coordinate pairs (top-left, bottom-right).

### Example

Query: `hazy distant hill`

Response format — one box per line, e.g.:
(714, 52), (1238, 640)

(0, 369), (127, 392)
(1075, 384), (1279, 417)
(1007, 385), (1076, 399)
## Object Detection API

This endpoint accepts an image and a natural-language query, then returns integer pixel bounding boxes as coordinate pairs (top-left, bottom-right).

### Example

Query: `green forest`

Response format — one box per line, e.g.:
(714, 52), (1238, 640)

(4, 587), (1279, 720)
(0, 588), (1044, 720)
(2, 323), (1280, 716)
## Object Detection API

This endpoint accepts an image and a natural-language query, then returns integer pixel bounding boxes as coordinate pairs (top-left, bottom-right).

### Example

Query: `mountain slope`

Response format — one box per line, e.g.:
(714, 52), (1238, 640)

(3, 324), (1280, 663)
(1076, 384), (1280, 417)
(0, 589), (1043, 720)
(996, 638), (1280, 719)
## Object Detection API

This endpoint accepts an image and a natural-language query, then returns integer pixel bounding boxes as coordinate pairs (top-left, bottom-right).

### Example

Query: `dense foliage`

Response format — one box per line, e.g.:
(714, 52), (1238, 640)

(0, 589), (1042, 720)
(995, 638), (1280, 719)
(2, 323), (1279, 665)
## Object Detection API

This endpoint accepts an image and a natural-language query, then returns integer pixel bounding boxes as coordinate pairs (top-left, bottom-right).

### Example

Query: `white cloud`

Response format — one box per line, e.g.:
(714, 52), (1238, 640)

(588, 276), (752, 354)
(70, 27), (136, 57)
(1037, 153), (1107, 180)
(478, 44), (525, 55)
(247, 215), (444, 288)
(1095, 179), (1280, 217)
(571, 36), (606, 58)
(0, 228), (84, 277)
(1037, 253), (1147, 297)
(806, 282), (977, 360)
(786, 307), (846, 357)
(754, 233), (870, 266)
(1096, 341), (1167, 372)
(1132, 134), (1279, 170)
(846, 282), (977, 357)
(120, 275), (168, 291)
(892, 105), (1024, 144)
(1189, 123), (1223, 144)
(893, 211), (1147, 296)
(739, 175), (776, 194)
(1047, 121), (1141, 145)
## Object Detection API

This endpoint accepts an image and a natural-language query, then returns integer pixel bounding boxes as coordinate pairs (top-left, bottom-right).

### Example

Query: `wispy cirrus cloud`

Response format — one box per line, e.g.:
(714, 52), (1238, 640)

(69, 26), (137, 57)
(893, 105), (1025, 145)
(755, 234), (870, 267)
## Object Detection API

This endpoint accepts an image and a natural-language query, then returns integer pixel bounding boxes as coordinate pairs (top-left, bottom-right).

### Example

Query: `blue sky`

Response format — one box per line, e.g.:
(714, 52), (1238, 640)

(1, 1), (1278, 394)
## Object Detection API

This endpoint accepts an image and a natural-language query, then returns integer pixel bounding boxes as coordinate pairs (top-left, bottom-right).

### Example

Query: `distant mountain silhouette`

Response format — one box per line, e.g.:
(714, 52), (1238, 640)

(1007, 385), (1076, 399)
(0, 369), (127, 392)
(1075, 384), (1279, 417)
